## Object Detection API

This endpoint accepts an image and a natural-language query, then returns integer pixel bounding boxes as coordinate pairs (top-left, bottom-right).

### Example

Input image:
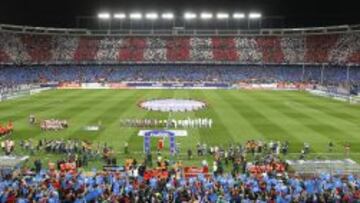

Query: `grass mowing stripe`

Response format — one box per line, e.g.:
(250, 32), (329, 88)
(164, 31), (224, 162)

(37, 90), (111, 118)
(63, 90), (140, 141)
(2, 89), (360, 169)
(302, 91), (360, 115)
(194, 90), (235, 145)
(0, 90), (68, 110)
(269, 91), (359, 150)
(251, 91), (360, 157)
(0, 90), (82, 121)
(247, 91), (333, 153)
(279, 91), (360, 146)
(8, 90), (111, 140)
(225, 91), (303, 146)
(214, 90), (265, 142)
(102, 90), (157, 153)
(287, 91), (360, 125)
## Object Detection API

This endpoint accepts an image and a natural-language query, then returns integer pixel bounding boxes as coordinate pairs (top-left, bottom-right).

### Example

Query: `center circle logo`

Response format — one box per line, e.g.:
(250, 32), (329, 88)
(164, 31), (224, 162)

(139, 99), (207, 112)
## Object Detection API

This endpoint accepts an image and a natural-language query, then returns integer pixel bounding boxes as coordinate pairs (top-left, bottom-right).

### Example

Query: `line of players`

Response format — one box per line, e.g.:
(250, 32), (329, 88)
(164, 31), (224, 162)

(40, 119), (69, 131)
(121, 118), (213, 129)
(29, 114), (69, 131)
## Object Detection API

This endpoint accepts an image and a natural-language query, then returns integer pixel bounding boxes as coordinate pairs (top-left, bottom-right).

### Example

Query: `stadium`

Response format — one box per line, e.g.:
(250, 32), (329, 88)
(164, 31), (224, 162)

(0, 0), (360, 202)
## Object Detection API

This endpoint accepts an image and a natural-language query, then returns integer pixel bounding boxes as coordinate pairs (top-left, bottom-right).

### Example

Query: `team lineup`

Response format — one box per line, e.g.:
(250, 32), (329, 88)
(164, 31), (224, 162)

(120, 118), (213, 128)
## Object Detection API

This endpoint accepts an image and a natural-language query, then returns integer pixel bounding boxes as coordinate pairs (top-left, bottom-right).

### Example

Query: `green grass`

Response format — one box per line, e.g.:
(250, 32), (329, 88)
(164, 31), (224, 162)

(1, 89), (360, 168)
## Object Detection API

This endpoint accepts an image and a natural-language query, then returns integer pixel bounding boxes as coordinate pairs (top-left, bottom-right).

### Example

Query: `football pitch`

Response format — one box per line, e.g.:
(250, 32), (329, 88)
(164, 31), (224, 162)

(1, 89), (360, 167)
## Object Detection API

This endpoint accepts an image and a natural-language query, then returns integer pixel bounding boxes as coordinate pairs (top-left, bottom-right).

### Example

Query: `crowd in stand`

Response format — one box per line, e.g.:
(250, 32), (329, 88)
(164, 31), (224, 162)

(194, 140), (290, 170)
(18, 138), (119, 168)
(0, 32), (360, 88)
(0, 66), (359, 87)
(0, 140), (15, 155)
(1, 165), (360, 202)
(0, 32), (360, 65)
(0, 139), (359, 202)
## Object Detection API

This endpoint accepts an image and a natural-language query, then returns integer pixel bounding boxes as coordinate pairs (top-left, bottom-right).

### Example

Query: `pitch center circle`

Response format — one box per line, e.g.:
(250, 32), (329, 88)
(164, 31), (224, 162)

(139, 99), (206, 112)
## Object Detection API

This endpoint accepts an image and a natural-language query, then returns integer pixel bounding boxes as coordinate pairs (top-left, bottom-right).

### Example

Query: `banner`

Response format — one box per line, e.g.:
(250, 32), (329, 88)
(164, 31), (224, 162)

(238, 82), (313, 90)
(128, 82), (230, 89)
(40, 82), (59, 88)
(81, 83), (110, 89)
(58, 82), (81, 89)
(138, 130), (188, 137)
(109, 83), (128, 89)
(142, 130), (178, 155)
(184, 166), (210, 178)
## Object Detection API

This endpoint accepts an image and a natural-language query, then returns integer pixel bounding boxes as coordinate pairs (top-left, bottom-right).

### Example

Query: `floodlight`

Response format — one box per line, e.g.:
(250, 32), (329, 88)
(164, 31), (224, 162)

(249, 12), (262, 19)
(113, 13), (126, 19)
(216, 13), (229, 19)
(233, 13), (245, 19)
(146, 13), (158, 20)
(200, 13), (213, 19)
(98, 13), (111, 20)
(161, 13), (174, 20)
(129, 13), (142, 20)
(184, 12), (197, 20)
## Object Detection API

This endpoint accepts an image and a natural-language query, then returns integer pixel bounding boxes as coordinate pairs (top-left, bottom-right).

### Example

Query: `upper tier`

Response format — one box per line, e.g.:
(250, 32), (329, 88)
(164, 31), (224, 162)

(0, 24), (360, 65)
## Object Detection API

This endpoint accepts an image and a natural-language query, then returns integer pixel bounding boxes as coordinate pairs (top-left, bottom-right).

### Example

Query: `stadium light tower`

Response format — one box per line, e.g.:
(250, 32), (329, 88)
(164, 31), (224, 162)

(98, 12), (111, 20)
(113, 13), (126, 30)
(145, 13), (158, 20)
(216, 13), (229, 19)
(248, 12), (262, 29)
(184, 12), (197, 20)
(249, 12), (262, 19)
(200, 12), (213, 20)
(233, 13), (245, 19)
(113, 13), (126, 19)
(161, 13), (174, 20)
(129, 13), (143, 20)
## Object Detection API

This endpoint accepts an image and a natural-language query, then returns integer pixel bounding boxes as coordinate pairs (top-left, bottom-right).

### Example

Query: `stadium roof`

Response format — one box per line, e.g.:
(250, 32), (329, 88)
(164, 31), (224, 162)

(1, 0), (359, 29)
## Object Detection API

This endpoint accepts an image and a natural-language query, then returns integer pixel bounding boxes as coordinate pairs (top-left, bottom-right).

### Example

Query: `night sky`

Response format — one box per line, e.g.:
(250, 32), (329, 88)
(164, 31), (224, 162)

(1, 0), (359, 28)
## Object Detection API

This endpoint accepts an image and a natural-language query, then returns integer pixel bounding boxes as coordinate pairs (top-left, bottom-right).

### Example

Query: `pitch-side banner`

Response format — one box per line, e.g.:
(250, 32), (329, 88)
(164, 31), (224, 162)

(58, 82), (81, 89)
(128, 82), (230, 89)
(109, 83), (128, 89)
(138, 130), (188, 137)
(81, 83), (110, 89)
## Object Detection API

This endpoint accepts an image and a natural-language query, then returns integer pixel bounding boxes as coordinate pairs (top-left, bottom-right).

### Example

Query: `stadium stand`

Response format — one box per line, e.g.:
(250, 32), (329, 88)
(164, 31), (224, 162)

(0, 138), (359, 202)
(0, 28), (359, 92)
(74, 37), (100, 63)
(0, 139), (359, 202)
(0, 32), (360, 65)
(0, 165), (359, 202)
(0, 66), (359, 85)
